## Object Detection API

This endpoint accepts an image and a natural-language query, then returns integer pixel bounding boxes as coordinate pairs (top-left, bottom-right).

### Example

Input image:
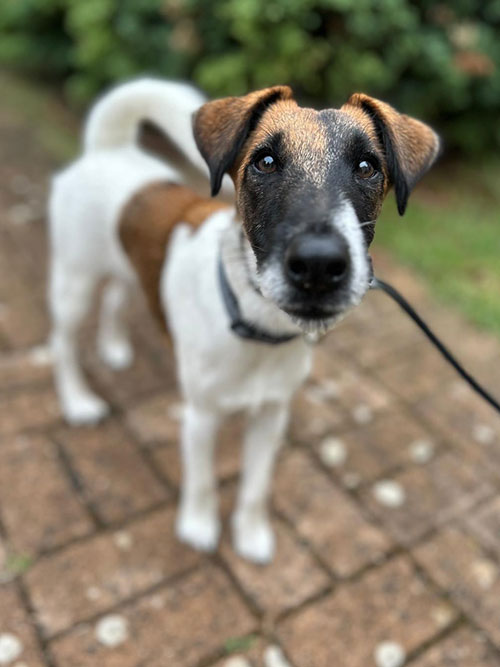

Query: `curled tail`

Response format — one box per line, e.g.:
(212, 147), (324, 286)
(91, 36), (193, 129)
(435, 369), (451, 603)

(83, 77), (208, 171)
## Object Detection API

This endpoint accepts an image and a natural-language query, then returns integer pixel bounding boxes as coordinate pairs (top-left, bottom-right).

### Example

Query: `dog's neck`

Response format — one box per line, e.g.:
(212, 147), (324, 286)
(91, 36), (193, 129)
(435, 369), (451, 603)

(219, 219), (303, 339)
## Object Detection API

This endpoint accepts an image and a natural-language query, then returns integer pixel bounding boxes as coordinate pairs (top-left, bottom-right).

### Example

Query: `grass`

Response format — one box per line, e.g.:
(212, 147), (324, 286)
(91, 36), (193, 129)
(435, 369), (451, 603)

(374, 157), (500, 336)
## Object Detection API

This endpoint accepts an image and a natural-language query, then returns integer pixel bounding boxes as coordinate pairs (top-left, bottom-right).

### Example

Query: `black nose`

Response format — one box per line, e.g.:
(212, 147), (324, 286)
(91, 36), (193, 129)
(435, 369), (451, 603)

(285, 232), (350, 293)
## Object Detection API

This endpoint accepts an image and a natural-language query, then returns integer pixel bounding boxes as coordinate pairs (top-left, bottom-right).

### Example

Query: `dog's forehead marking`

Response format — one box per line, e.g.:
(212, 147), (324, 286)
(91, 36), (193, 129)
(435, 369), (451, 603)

(248, 102), (330, 186)
(242, 101), (380, 187)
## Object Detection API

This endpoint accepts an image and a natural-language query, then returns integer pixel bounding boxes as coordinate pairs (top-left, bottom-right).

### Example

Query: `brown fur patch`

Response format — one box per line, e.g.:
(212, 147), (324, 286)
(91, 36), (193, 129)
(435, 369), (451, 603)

(119, 182), (229, 330)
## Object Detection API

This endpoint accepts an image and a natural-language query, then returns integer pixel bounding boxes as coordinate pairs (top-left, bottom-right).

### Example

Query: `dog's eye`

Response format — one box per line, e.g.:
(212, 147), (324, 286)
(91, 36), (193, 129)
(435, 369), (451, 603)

(355, 160), (377, 179)
(254, 155), (277, 174)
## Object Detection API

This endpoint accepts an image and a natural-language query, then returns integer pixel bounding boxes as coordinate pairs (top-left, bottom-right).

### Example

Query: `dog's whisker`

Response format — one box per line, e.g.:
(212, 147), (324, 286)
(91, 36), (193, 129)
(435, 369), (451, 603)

(359, 220), (376, 227)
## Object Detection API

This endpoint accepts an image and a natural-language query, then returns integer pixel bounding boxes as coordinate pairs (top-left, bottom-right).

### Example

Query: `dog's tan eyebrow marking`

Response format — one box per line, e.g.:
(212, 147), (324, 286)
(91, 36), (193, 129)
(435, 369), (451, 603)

(119, 181), (229, 330)
(237, 102), (330, 187)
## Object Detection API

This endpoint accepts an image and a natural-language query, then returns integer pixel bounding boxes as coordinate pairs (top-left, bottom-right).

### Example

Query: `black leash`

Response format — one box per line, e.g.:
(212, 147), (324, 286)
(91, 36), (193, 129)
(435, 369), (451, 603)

(371, 277), (500, 415)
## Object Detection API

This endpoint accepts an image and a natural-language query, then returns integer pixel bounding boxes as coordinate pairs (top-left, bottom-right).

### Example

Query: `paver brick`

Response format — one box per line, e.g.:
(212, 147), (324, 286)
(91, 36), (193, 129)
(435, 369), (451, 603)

(373, 342), (457, 402)
(0, 583), (46, 666)
(0, 386), (61, 436)
(55, 419), (169, 524)
(49, 564), (255, 667)
(25, 507), (201, 636)
(416, 384), (500, 468)
(311, 352), (393, 418)
(362, 451), (492, 544)
(273, 449), (391, 577)
(84, 342), (173, 410)
(0, 434), (92, 555)
(290, 386), (347, 445)
(415, 525), (500, 647)
(278, 556), (457, 667)
(125, 390), (183, 446)
(411, 626), (500, 667)
(314, 407), (437, 487)
(220, 519), (330, 617)
(464, 496), (500, 560)
(0, 346), (52, 390)
(0, 295), (49, 350)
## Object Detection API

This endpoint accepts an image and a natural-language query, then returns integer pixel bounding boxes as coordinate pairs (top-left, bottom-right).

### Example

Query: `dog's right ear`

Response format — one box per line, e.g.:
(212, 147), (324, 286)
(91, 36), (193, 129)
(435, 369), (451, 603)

(193, 86), (293, 196)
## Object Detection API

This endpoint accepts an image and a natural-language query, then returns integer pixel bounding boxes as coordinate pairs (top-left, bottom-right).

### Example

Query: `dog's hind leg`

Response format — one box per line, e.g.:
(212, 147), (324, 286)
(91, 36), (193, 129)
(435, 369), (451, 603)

(176, 404), (221, 552)
(232, 401), (289, 563)
(50, 262), (109, 425)
(97, 278), (134, 370)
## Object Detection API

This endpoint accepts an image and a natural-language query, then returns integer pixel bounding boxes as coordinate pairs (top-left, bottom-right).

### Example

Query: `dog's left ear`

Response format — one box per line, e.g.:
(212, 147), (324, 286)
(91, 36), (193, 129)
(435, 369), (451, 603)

(193, 86), (294, 196)
(343, 94), (441, 215)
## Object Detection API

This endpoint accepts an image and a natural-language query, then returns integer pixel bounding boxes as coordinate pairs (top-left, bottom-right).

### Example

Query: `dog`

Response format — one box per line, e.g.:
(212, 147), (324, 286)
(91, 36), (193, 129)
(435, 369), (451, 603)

(49, 78), (440, 563)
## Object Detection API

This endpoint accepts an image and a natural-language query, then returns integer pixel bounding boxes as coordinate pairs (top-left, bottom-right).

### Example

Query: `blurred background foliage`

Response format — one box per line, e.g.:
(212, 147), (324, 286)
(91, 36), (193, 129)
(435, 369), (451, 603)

(0, 0), (499, 156)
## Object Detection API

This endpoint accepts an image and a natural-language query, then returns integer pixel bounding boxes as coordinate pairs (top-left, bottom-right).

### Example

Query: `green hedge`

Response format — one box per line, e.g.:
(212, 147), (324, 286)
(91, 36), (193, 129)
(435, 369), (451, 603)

(1, 0), (499, 154)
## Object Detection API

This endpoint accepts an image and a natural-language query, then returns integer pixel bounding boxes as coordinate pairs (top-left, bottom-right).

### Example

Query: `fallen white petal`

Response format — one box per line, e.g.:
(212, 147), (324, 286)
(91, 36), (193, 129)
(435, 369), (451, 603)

(113, 531), (133, 551)
(224, 657), (252, 667)
(0, 634), (23, 664)
(373, 480), (406, 508)
(95, 615), (129, 648)
(472, 423), (495, 445)
(409, 439), (434, 464)
(319, 437), (347, 467)
(264, 645), (291, 667)
(374, 641), (406, 667)
(471, 559), (498, 590)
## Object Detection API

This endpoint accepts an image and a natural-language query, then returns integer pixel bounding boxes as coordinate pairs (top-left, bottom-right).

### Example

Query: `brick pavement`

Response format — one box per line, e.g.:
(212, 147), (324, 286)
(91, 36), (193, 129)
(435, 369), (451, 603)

(1, 81), (500, 666)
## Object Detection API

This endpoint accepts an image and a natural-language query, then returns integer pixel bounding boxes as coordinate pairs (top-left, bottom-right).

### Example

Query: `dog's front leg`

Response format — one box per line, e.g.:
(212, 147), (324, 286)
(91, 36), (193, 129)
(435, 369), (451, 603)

(176, 403), (221, 552)
(232, 401), (289, 564)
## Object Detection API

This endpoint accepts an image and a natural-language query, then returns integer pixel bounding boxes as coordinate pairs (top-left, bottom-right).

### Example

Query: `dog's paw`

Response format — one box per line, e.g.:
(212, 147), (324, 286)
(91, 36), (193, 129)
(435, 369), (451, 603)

(63, 392), (110, 426)
(232, 510), (275, 564)
(176, 507), (221, 553)
(98, 339), (134, 371)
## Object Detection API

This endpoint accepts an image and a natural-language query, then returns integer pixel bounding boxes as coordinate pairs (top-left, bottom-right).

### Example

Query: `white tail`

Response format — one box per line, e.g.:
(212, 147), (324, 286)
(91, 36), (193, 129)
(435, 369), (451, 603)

(83, 77), (208, 170)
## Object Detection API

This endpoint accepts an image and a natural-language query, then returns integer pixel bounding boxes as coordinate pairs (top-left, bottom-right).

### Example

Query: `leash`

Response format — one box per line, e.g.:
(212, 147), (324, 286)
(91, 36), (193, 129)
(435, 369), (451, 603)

(371, 277), (500, 415)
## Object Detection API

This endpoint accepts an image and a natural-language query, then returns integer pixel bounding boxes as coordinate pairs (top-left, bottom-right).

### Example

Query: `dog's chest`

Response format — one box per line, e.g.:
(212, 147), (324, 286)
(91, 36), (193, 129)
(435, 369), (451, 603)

(200, 339), (312, 411)
(164, 216), (312, 411)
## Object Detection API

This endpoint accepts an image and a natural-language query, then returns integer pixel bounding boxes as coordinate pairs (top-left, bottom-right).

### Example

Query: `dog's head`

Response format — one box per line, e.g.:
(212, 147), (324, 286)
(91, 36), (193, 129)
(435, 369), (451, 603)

(193, 86), (440, 331)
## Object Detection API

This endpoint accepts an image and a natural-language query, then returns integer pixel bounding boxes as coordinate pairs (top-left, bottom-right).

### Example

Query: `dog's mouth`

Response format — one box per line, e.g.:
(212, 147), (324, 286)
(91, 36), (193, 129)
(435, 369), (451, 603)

(282, 303), (341, 321)
(277, 298), (353, 334)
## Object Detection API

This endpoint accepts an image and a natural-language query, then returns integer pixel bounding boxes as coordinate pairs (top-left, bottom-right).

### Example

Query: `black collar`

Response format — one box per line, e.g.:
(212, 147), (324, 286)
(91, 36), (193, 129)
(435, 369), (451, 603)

(218, 257), (300, 345)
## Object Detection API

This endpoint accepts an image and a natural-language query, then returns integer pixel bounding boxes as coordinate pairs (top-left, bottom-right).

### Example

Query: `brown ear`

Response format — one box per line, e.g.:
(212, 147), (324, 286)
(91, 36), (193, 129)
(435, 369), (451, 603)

(343, 94), (441, 215)
(193, 85), (294, 196)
